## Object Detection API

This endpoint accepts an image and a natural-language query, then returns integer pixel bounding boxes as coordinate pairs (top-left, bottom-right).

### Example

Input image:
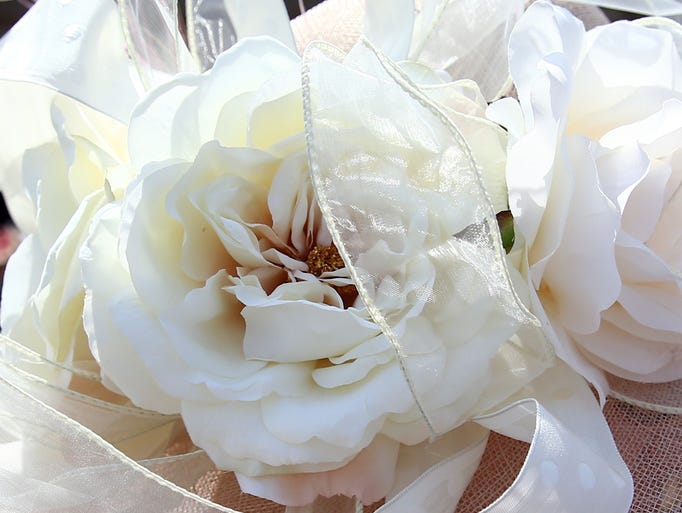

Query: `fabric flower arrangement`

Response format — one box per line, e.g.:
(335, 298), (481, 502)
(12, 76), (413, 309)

(0, 0), (678, 512)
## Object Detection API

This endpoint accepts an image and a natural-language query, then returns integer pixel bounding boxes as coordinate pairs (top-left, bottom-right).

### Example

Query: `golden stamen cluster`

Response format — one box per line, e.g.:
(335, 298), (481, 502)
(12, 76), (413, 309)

(306, 245), (346, 276)
(305, 244), (358, 307)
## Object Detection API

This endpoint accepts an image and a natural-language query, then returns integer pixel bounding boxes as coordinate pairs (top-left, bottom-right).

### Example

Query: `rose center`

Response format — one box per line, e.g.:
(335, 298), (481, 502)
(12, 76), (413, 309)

(305, 244), (358, 308)
(306, 245), (346, 276)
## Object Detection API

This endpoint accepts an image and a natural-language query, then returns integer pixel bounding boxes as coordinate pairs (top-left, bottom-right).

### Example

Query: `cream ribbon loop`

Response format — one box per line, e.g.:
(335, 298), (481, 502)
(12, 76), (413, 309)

(377, 364), (633, 513)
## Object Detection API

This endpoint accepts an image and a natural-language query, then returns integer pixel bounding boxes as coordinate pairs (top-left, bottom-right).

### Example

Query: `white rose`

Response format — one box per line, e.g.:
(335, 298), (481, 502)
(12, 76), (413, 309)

(1, 95), (129, 370)
(82, 37), (548, 506)
(489, 1), (682, 385)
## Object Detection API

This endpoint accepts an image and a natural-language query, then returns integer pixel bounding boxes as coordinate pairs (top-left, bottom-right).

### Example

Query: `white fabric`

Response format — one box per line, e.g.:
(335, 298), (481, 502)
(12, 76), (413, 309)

(302, 37), (553, 437)
(491, 0), (682, 386)
(0, 0), (140, 233)
(186, 0), (239, 70)
(0, 339), (632, 513)
(364, 0), (414, 61)
(411, 0), (524, 100)
(379, 427), (489, 513)
(376, 364), (632, 513)
(474, 364), (632, 513)
(117, 0), (196, 89)
(0, 360), (236, 513)
(363, 0), (524, 100)
(0, 0), (141, 122)
(0, 336), (180, 460)
(220, 0), (296, 51)
(0, 1), (647, 512)
(562, 0), (682, 16)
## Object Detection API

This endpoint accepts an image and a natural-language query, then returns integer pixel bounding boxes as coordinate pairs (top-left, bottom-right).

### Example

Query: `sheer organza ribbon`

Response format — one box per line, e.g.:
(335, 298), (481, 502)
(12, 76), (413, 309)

(0, 332), (632, 513)
(300, 37), (632, 512)
(302, 36), (552, 437)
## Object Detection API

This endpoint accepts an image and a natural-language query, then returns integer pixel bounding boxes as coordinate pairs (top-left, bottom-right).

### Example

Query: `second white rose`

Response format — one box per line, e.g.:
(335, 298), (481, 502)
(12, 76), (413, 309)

(489, 1), (682, 386)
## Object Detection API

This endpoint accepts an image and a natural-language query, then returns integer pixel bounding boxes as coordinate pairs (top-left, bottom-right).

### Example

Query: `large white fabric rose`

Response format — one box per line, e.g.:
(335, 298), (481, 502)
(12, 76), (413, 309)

(82, 36), (550, 506)
(0, 96), (129, 370)
(488, 1), (682, 386)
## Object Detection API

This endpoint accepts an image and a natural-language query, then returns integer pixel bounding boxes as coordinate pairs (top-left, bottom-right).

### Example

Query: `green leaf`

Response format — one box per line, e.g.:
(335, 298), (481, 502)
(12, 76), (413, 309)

(496, 210), (515, 254)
